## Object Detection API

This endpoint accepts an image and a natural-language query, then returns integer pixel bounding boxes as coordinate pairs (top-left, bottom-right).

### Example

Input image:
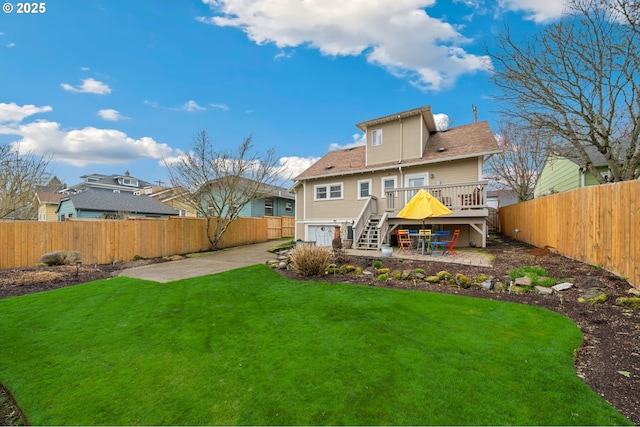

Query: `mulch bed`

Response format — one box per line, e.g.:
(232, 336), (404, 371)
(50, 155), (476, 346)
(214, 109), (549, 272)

(1, 235), (639, 425)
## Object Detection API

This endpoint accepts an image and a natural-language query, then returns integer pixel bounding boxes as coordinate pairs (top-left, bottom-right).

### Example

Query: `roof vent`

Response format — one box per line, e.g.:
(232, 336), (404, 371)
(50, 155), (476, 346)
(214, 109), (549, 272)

(325, 165), (334, 170)
(438, 147), (447, 152)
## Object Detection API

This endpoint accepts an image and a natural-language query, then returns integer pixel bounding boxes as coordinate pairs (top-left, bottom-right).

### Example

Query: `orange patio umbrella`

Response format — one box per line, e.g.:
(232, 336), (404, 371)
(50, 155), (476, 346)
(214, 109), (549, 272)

(396, 189), (452, 227)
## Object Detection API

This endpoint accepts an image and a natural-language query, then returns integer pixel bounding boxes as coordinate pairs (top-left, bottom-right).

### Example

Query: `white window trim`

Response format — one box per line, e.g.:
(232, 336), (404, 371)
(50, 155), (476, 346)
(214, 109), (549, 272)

(371, 129), (383, 146)
(357, 179), (372, 200)
(381, 176), (397, 198)
(314, 182), (343, 201)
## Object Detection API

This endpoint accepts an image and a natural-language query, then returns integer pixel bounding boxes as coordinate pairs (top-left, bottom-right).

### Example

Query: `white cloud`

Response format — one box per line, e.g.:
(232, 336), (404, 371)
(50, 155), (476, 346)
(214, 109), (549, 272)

(329, 133), (366, 151)
(144, 100), (159, 108)
(278, 155), (320, 179)
(61, 78), (111, 95)
(434, 113), (450, 131)
(498, 0), (567, 22)
(209, 103), (230, 111)
(6, 42), (15, 48)
(179, 100), (205, 112)
(97, 109), (128, 121)
(0, 119), (175, 167)
(0, 102), (52, 123)
(199, 0), (491, 92)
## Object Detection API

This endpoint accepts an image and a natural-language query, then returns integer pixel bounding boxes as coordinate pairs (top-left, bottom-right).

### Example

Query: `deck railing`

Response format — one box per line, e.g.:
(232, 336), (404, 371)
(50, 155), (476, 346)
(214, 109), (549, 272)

(353, 195), (378, 245)
(385, 181), (488, 212)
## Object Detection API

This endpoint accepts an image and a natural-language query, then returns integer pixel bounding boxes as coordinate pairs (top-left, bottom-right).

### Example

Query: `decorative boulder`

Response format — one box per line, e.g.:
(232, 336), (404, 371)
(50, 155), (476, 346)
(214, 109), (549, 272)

(39, 250), (82, 266)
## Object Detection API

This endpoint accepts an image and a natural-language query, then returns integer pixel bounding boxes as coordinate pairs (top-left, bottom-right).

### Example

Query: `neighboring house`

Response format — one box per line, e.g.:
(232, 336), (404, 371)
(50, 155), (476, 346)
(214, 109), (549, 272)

(34, 190), (66, 221)
(33, 176), (67, 221)
(291, 105), (501, 248)
(60, 171), (153, 195)
(486, 189), (519, 208)
(199, 177), (295, 218)
(56, 189), (178, 220)
(534, 145), (623, 197)
(139, 186), (198, 217)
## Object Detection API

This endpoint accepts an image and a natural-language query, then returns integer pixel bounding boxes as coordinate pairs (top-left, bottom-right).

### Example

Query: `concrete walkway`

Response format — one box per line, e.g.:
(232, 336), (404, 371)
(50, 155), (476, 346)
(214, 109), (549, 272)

(118, 241), (493, 283)
(118, 240), (278, 283)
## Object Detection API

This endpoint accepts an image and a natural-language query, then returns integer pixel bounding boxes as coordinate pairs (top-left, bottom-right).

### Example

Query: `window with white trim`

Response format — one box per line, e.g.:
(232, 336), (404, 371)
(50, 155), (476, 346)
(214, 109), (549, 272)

(315, 183), (343, 200)
(358, 179), (372, 199)
(371, 129), (383, 146)
(381, 177), (397, 198)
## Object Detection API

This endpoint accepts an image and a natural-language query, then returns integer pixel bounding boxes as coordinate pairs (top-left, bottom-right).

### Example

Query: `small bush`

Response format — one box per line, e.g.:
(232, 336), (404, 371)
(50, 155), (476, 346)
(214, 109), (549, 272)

(378, 273), (388, 281)
(426, 275), (440, 283)
(414, 268), (425, 275)
(377, 268), (390, 274)
(390, 270), (403, 280)
(474, 273), (488, 283)
(132, 255), (147, 261)
(355, 267), (363, 276)
(290, 245), (332, 276)
(456, 273), (471, 288)
(436, 271), (452, 280)
(373, 260), (383, 269)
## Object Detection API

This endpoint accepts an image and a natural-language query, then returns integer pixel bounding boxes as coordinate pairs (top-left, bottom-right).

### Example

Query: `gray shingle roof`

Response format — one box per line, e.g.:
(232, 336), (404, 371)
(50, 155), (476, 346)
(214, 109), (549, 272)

(65, 190), (179, 215)
(295, 120), (500, 180)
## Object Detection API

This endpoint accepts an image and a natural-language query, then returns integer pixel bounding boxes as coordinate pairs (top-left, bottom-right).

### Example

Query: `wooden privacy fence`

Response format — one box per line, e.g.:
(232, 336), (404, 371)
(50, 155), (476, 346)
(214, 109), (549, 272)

(499, 180), (639, 289)
(0, 215), (295, 269)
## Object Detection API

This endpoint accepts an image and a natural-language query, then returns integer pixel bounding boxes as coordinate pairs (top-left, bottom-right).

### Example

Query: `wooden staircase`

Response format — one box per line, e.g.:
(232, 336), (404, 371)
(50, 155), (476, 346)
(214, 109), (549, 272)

(355, 215), (381, 249)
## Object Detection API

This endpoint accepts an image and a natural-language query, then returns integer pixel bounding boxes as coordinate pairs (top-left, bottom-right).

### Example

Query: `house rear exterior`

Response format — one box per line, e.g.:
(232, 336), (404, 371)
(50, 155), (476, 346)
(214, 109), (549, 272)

(292, 106), (501, 248)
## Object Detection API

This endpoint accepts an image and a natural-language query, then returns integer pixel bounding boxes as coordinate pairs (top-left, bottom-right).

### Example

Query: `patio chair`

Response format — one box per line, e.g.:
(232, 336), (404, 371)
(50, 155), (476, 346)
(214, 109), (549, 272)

(417, 229), (432, 254)
(396, 229), (414, 255)
(446, 229), (460, 255)
(429, 230), (450, 256)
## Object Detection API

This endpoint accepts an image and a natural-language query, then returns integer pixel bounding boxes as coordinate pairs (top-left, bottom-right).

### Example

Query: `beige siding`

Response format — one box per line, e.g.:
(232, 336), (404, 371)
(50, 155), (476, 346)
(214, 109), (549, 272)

(366, 115), (423, 166)
(294, 157), (483, 241)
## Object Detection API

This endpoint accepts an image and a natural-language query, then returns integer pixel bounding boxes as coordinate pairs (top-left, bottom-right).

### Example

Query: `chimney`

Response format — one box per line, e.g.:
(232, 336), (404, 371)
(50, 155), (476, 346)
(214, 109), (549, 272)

(125, 170), (130, 177)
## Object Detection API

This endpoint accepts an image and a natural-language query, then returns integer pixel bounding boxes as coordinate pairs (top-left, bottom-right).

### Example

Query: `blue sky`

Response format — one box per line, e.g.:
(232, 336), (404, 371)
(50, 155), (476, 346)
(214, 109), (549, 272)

(0, 0), (567, 188)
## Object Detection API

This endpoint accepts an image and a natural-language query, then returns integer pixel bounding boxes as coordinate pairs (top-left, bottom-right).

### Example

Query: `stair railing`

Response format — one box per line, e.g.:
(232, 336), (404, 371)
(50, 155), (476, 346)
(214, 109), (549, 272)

(376, 211), (389, 248)
(353, 196), (377, 246)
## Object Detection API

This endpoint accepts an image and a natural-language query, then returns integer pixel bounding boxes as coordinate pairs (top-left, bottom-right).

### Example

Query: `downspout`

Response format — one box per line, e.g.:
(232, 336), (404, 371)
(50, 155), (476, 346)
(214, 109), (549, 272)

(398, 115), (403, 163)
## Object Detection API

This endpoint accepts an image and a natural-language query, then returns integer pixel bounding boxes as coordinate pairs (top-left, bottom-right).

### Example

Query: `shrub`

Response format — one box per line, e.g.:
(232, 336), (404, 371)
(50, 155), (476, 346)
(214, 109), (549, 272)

(390, 270), (403, 280)
(426, 275), (440, 283)
(414, 268), (425, 275)
(436, 271), (452, 280)
(290, 245), (332, 276)
(378, 273), (388, 281)
(39, 250), (82, 266)
(474, 273), (488, 283)
(373, 260), (383, 269)
(455, 273), (471, 288)
(377, 268), (390, 274)
(355, 267), (363, 276)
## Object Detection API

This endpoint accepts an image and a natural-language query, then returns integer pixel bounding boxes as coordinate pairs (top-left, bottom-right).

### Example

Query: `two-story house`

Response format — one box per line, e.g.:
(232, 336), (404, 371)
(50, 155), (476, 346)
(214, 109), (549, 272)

(534, 145), (622, 197)
(291, 106), (501, 248)
(60, 171), (153, 195)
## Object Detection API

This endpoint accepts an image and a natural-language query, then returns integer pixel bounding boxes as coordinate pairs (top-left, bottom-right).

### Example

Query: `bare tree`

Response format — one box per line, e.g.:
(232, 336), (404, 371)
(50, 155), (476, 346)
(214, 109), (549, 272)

(166, 131), (285, 250)
(0, 143), (51, 220)
(488, 0), (640, 183)
(485, 120), (548, 202)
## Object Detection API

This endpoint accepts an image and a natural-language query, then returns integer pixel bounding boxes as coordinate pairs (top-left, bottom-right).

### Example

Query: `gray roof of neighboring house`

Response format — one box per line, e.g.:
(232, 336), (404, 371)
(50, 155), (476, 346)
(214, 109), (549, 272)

(203, 177), (295, 200)
(62, 172), (153, 193)
(61, 190), (179, 215)
(295, 120), (501, 181)
(556, 143), (631, 168)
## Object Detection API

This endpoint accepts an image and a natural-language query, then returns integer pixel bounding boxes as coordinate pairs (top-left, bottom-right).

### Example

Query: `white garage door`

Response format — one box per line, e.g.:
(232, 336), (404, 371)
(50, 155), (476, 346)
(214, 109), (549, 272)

(307, 225), (334, 247)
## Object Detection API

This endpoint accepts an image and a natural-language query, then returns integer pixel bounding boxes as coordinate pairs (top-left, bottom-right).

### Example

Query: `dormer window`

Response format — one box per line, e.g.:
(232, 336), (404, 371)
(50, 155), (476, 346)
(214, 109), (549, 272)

(371, 129), (383, 146)
(119, 177), (139, 187)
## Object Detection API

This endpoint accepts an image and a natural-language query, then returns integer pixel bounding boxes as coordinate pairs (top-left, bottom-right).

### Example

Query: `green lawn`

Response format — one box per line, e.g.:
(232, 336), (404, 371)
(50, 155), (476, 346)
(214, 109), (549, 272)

(0, 265), (630, 425)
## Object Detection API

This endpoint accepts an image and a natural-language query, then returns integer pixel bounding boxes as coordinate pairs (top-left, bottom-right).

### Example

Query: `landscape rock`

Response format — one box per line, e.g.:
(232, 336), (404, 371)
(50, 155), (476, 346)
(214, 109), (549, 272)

(480, 280), (493, 290)
(535, 286), (554, 295)
(578, 276), (605, 290)
(553, 282), (574, 291)
(39, 250), (82, 266)
(515, 276), (532, 286)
